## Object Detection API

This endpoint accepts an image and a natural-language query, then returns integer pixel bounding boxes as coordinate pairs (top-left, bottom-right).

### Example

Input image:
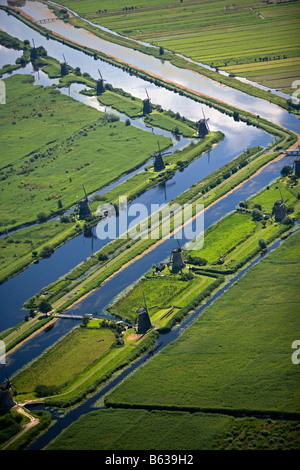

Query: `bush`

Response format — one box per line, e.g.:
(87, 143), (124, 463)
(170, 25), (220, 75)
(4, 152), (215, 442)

(252, 208), (263, 221)
(98, 252), (108, 262)
(258, 239), (267, 249)
(35, 384), (59, 397)
(39, 299), (52, 313)
(282, 216), (294, 225)
(39, 245), (54, 258)
(186, 255), (207, 266)
(37, 212), (47, 223)
(280, 165), (292, 177)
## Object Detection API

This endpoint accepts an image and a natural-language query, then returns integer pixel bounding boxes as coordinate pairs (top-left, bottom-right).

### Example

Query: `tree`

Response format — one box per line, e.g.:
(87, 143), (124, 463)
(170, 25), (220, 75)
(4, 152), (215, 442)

(282, 215), (294, 225)
(281, 165), (292, 177)
(37, 211), (47, 223)
(258, 239), (267, 250)
(233, 111), (239, 121)
(40, 245), (54, 258)
(159, 46), (164, 55)
(252, 208), (263, 221)
(81, 315), (91, 327)
(39, 299), (52, 314)
(98, 252), (108, 262)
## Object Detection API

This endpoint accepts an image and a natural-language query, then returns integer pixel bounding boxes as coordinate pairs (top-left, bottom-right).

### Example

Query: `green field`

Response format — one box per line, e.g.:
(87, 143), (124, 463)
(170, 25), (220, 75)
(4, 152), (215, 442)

(105, 229), (300, 414)
(108, 268), (215, 327)
(11, 320), (157, 403)
(58, 0), (300, 93)
(0, 74), (171, 231)
(45, 408), (300, 450)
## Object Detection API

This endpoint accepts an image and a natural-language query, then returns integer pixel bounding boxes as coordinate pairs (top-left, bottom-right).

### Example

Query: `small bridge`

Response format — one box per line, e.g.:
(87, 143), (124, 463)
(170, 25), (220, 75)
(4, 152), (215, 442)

(55, 314), (93, 320)
(36, 18), (59, 24)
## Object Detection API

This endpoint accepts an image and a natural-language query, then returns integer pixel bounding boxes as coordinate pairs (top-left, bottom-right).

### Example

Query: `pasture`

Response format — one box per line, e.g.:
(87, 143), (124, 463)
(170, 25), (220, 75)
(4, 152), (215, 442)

(45, 408), (300, 450)
(108, 265), (216, 328)
(12, 325), (117, 400)
(11, 320), (154, 403)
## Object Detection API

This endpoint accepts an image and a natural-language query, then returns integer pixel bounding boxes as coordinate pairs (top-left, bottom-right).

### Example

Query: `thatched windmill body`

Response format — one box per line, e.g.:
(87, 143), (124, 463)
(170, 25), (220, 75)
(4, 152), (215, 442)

(272, 199), (288, 221)
(197, 109), (210, 137)
(136, 292), (156, 334)
(60, 53), (69, 77)
(78, 185), (92, 219)
(143, 88), (152, 115)
(169, 239), (185, 271)
(30, 38), (37, 61)
(96, 69), (106, 95)
(272, 189), (288, 221)
(152, 141), (172, 172)
(0, 365), (15, 411)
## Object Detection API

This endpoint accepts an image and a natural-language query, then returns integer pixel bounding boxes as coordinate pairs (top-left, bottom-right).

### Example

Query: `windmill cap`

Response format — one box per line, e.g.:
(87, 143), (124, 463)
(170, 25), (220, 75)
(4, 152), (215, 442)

(136, 307), (147, 314)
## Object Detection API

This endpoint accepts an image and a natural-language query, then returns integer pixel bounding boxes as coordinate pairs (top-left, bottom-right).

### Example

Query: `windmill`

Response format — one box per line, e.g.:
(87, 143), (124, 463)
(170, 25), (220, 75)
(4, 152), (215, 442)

(272, 188), (288, 221)
(197, 108), (210, 137)
(143, 88), (152, 115)
(136, 292), (156, 334)
(30, 38), (37, 61)
(152, 141), (172, 172)
(96, 69), (106, 95)
(169, 238), (185, 271)
(0, 365), (15, 411)
(32, 61), (40, 81)
(78, 185), (92, 219)
(294, 158), (300, 177)
(60, 53), (69, 77)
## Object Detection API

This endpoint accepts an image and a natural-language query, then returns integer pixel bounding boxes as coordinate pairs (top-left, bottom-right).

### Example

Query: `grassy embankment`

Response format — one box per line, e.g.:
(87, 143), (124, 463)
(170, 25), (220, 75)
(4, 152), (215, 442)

(46, 0), (300, 108)
(45, 223), (300, 451)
